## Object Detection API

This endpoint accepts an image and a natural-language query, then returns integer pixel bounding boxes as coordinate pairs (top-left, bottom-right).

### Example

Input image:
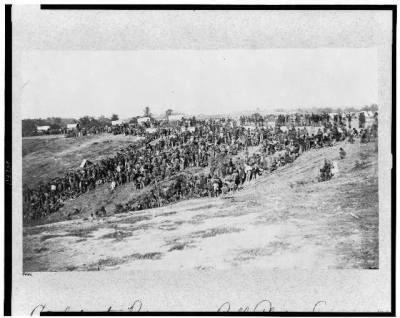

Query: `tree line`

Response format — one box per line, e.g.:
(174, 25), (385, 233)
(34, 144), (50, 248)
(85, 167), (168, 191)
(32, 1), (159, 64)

(22, 104), (378, 137)
(22, 114), (120, 137)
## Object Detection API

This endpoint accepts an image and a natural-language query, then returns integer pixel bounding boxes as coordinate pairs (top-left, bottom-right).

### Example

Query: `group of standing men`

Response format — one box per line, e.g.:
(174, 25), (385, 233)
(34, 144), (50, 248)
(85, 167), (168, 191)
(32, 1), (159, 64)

(23, 115), (376, 221)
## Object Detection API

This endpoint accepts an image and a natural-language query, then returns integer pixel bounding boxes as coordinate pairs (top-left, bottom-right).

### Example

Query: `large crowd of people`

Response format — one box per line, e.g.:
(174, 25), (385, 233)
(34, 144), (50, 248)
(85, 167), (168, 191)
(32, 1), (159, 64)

(23, 113), (378, 221)
(239, 111), (377, 129)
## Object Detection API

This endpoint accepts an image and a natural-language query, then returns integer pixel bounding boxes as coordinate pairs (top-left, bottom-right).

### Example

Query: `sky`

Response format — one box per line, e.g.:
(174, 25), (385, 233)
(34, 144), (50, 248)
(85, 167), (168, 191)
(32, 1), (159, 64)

(19, 48), (378, 119)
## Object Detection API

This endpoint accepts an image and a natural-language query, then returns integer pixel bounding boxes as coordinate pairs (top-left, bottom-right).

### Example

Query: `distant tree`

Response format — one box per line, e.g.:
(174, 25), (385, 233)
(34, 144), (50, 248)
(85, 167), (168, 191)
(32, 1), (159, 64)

(359, 112), (366, 128)
(22, 119), (38, 137)
(319, 107), (333, 113)
(78, 116), (94, 129)
(361, 104), (378, 112)
(251, 113), (262, 125)
(144, 107), (151, 117)
(165, 109), (173, 118)
(111, 114), (119, 121)
(129, 117), (138, 124)
(48, 117), (63, 130)
(343, 106), (358, 113)
(22, 117), (82, 136)
(97, 115), (110, 124)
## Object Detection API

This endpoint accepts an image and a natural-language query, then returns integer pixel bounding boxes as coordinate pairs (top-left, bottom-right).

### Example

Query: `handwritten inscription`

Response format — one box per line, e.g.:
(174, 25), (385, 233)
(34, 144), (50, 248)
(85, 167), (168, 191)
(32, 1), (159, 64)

(217, 299), (273, 312)
(30, 300), (144, 315)
(31, 299), (327, 314)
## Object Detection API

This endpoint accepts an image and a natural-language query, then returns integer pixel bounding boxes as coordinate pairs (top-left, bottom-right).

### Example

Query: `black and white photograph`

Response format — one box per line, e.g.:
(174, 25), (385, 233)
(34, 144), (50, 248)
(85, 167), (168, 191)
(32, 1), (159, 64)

(8, 4), (394, 314)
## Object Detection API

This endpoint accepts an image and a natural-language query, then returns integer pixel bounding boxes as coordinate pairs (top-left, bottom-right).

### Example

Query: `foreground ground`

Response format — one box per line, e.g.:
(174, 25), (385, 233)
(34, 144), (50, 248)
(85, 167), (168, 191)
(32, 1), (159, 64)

(23, 140), (378, 271)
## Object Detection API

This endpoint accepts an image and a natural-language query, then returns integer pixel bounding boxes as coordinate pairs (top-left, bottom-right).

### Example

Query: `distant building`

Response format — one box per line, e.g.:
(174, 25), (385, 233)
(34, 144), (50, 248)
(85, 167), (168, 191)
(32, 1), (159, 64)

(37, 126), (50, 133)
(152, 114), (165, 121)
(168, 114), (184, 122)
(364, 111), (377, 127)
(137, 117), (151, 125)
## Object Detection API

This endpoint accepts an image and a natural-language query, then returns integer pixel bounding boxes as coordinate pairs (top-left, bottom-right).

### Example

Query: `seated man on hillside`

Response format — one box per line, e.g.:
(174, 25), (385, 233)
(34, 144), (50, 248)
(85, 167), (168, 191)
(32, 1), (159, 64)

(319, 159), (333, 182)
(339, 147), (346, 159)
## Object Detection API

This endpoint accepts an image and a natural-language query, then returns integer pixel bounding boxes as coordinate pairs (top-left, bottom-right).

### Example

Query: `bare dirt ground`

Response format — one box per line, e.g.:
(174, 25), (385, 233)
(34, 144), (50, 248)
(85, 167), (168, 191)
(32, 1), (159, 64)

(23, 140), (378, 271)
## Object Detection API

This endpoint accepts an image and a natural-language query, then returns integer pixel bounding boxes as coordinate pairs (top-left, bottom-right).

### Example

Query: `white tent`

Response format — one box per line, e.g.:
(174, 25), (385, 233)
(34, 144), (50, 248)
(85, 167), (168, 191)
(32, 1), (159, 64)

(37, 126), (50, 132)
(267, 121), (276, 128)
(168, 114), (183, 121)
(328, 113), (337, 119)
(366, 111), (375, 118)
(67, 123), (78, 130)
(137, 117), (151, 124)
(111, 120), (123, 126)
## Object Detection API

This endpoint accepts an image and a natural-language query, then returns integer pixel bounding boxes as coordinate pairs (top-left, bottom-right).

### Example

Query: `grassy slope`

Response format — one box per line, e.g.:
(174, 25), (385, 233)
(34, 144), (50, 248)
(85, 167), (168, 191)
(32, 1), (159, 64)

(23, 134), (141, 188)
(23, 141), (378, 271)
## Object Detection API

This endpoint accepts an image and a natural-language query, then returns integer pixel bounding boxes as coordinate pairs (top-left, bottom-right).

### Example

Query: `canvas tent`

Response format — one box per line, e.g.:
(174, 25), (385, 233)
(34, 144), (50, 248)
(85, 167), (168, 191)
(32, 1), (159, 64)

(67, 123), (79, 130)
(37, 126), (50, 132)
(267, 121), (276, 128)
(111, 120), (123, 126)
(80, 159), (94, 168)
(137, 117), (151, 124)
(168, 114), (183, 122)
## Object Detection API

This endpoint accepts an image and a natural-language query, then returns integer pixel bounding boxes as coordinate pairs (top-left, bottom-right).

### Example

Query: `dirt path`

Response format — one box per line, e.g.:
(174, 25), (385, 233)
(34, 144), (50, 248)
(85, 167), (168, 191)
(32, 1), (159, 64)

(23, 141), (378, 271)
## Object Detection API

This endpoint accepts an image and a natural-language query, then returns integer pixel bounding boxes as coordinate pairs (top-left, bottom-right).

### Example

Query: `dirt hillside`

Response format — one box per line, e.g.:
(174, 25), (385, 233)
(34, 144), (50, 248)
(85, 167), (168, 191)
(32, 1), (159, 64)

(23, 140), (378, 271)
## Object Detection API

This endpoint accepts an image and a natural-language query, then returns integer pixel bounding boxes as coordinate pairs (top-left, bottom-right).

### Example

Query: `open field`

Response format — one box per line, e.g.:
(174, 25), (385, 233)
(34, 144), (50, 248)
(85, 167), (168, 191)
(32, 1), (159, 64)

(23, 140), (378, 271)
(23, 134), (141, 188)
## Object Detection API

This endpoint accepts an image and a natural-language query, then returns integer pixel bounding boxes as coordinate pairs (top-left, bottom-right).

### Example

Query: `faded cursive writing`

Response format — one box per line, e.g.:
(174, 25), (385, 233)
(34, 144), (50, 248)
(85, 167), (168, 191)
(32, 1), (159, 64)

(217, 300), (327, 312)
(217, 299), (273, 312)
(30, 300), (144, 315)
(31, 299), (326, 314)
